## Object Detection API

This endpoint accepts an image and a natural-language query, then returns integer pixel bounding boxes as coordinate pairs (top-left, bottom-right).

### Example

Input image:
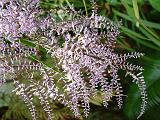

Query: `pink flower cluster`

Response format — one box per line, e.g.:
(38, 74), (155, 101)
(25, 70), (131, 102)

(0, 0), (52, 40)
(0, 0), (147, 119)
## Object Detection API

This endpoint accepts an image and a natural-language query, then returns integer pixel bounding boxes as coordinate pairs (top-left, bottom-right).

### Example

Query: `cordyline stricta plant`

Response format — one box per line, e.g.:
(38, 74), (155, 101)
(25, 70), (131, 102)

(0, 0), (147, 120)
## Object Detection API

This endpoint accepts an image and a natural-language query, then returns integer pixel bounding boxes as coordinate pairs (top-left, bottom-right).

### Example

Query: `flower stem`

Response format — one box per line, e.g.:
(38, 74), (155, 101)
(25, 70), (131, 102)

(83, 0), (88, 16)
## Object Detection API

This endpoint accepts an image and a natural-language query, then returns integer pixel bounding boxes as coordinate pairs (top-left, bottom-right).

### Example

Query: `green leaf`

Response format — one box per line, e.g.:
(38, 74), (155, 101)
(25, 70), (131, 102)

(113, 9), (160, 30)
(138, 27), (160, 47)
(120, 26), (160, 51)
(90, 92), (103, 106)
(0, 83), (14, 107)
(149, 0), (160, 12)
(18, 38), (36, 47)
(0, 99), (8, 107)
(0, 83), (14, 94)
(120, 0), (134, 16)
(132, 0), (140, 27)
(107, 0), (120, 6)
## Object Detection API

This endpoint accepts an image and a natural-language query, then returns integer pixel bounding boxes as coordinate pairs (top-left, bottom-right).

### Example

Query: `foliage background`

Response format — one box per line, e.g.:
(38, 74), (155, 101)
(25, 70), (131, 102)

(0, 0), (160, 120)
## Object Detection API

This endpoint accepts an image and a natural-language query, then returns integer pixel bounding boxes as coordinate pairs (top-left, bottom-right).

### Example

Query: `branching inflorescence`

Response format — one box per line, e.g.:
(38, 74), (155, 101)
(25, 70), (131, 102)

(0, 0), (147, 119)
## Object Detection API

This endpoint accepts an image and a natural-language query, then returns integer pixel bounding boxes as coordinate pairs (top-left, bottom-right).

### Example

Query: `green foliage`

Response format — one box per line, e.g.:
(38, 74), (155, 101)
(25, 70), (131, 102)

(0, 83), (14, 108)
(112, 1), (160, 51)
(149, 0), (160, 12)
(0, 83), (32, 120)
(0, 84), (74, 120)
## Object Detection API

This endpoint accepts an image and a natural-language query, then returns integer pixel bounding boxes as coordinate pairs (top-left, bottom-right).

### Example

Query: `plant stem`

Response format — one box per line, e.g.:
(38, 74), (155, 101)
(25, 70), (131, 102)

(83, 0), (88, 16)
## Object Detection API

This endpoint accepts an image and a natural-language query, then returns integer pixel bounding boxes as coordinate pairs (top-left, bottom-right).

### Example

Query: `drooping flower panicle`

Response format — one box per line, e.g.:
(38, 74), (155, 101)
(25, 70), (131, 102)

(0, 0), (147, 119)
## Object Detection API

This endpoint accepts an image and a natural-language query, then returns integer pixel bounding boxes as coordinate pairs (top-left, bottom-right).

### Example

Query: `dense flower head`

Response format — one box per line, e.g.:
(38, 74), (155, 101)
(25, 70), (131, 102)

(50, 11), (147, 118)
(0, 0), (147, 119)
(0, 0), (40, 40)
(0, 0), (53, 41)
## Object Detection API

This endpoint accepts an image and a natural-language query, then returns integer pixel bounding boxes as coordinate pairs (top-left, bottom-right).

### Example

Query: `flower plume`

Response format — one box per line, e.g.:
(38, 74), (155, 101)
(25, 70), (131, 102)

(0, 0), (147, 119)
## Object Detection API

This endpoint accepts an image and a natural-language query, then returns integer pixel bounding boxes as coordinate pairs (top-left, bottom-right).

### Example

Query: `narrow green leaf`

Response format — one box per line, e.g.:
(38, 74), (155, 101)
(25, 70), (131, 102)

(117, 38), (134, 51)
(121, 26), (160, 51)
(143, 20), (160, 30)
(121, 26), (148, 40)
(113, 10), (160, 30)
(132, 0), (140, 27)
(139, 27), (160, 47)
(18, 39), (36, 47)
(120, 0), (134, 16)
(83, 0), (88, 16)
(137, 19), (160, 40)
